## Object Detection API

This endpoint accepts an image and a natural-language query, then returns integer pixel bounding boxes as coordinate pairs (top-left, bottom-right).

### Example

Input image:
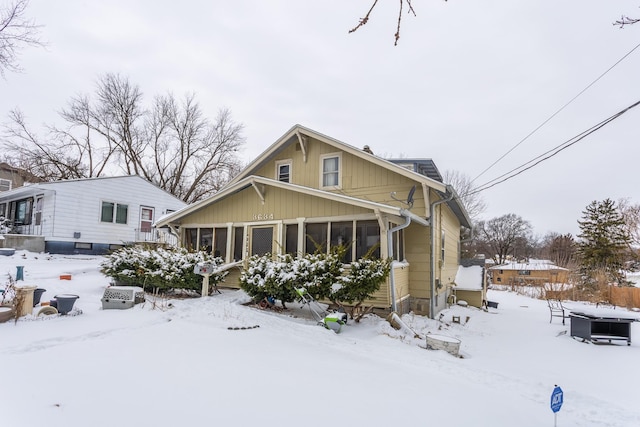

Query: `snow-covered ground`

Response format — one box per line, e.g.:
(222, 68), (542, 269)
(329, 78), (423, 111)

(1, 250), (639, 427)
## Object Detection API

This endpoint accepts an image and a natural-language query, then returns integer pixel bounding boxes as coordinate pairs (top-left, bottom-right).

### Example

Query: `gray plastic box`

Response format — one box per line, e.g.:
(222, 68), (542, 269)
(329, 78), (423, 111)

(101, 286), (145, 310)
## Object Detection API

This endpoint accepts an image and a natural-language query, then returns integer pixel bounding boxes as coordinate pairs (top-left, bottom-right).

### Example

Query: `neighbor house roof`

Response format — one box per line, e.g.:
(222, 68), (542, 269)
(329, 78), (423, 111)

(488, 261), (568, 271)
(454, 265), (484, 290)
(0, 175), (182, 201)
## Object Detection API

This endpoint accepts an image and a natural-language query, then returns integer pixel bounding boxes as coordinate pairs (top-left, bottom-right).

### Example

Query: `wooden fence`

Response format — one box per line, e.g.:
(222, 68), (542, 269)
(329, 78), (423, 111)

(546, 285), (640, 309)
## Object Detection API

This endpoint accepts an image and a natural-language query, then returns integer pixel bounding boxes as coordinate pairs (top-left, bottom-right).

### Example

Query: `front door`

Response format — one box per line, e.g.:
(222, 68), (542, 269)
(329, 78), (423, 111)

(140, 207), (154, 233)
(250, 226), (274, 256)
(33, 195), (43, 234)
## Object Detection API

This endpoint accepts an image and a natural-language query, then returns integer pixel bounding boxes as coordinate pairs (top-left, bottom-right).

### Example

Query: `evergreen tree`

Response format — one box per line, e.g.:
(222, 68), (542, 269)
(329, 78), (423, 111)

(577, 199), (631, 285)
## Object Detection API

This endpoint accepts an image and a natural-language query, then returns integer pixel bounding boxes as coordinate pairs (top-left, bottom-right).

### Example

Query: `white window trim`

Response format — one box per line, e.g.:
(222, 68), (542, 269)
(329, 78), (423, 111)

(275, 159), (292, 183)
(101, 200), (129, 225)
(139, 206), (155, 232)
(319, 152), (342, 189)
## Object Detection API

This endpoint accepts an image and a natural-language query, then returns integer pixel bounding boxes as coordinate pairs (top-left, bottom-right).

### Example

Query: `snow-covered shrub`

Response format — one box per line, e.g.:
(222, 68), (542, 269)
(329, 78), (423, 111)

(239, 254), (297, 307)
(0, 216), (14, 234)
(292, 252), (344, 300)
(101, 245), (227, 293)
(239, 250), (390, 316)
(239, 252), (345, 307)
(331, 257), (391, 321)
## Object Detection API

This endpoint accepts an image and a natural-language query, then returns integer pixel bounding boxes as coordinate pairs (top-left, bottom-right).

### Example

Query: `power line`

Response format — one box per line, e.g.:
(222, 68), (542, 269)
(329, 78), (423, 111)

(472, 40), (640, 183)
(467, 98), (640, 196)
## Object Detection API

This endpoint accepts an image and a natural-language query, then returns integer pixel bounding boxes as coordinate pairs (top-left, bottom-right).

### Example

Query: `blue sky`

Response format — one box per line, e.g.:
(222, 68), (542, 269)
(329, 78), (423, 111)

(2, 0), (639, 236)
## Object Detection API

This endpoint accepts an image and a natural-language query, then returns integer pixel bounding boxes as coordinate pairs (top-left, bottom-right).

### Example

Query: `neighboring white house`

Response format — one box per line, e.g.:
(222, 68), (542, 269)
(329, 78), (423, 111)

(0, 175), (186, 254)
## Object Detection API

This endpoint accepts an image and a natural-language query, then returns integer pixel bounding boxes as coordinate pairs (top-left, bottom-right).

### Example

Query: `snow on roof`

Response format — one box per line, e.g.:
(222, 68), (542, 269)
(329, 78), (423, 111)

(454, 265), (483, 290)
(489, 260), (568, 271)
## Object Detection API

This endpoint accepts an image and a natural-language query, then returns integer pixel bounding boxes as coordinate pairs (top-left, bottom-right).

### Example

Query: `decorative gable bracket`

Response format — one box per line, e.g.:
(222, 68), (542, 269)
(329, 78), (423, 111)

(251, 181), (266, 204)
(296, 131), (308, 163)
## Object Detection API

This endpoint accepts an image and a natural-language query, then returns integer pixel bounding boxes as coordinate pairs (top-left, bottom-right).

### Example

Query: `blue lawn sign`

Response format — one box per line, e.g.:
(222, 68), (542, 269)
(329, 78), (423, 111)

(550, 385), (564, 413)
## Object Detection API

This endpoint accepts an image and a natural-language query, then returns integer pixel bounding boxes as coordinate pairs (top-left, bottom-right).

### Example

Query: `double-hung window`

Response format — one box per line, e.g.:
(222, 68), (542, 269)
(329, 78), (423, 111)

(320, 153), (341, 188)
(0, 178), (11, 192)
(101, 201), (128, 224)
(276, 160), (292, 183)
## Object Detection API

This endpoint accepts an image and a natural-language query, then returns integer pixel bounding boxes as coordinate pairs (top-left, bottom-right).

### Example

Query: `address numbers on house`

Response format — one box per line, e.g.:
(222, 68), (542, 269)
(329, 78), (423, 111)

(252, 213), (274, 221)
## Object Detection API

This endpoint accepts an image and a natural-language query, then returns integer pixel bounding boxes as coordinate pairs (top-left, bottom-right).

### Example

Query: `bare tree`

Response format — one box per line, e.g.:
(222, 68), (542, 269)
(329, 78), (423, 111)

(0, 0), (43, 76)
(443, 170), (486, 223)
(474, 213), (533, 265)
(539, 232), (576, 268)
(144, 94), (244, 202)
(617, 197), (640, 247)
(3, 109), (90, 179)
(2, 73), (246, 203)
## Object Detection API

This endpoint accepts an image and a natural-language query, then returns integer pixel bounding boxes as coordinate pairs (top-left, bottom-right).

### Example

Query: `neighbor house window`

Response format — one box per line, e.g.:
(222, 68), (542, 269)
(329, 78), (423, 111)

(276, 160), (292, 183)
(0, 178), (11, 192)
(101, 201), (128, 224)
(518, 270), (531, 276)
(320, 153), (341, 188)
(0, 202), (6, 217)
(14, 198), (32, 225)
(74, 242), (92, 250)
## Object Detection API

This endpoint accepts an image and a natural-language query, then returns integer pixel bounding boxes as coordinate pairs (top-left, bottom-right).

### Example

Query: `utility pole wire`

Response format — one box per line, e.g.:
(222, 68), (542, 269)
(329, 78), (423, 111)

(466, 98), (640, 196)
(472, 41), (640, 183)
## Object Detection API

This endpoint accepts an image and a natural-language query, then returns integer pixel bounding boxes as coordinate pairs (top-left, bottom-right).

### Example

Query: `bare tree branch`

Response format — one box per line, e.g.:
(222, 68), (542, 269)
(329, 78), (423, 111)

(613, 15), (640, 28)
(0, 0), (43, 76)
(2, 109), (87, 179)
(443, 170), (486, 223)
(349, 0), (419, 46)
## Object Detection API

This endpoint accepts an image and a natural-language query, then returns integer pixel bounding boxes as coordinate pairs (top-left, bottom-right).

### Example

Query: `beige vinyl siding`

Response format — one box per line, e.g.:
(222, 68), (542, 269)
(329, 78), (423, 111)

(254, 137), (425, 211)
(392, 263), (410, 300)
(441, 206), (461, 288)
(178, 185), (374, 225)
(404, 223), (431, 299)
(455, 289), (484, 308)
(219, 266), (244, 290)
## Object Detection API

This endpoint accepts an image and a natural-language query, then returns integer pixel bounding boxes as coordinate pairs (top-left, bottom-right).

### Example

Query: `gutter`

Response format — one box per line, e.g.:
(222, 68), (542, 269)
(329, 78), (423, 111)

(387, 208), (430, 313)
(429, 185), (454, 319)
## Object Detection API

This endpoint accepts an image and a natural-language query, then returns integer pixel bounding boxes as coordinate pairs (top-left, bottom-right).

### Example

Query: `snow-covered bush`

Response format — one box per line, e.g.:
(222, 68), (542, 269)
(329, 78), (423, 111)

(239, 254), (299, 307)
(331, 257), (391, 321)
(239, 251), (389, 317)
(101, 245), (227, 294)
(0, 216), (14, 234)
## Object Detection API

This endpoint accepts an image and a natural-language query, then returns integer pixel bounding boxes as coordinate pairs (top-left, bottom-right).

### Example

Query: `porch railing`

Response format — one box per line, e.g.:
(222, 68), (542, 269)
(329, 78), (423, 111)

(134, 228), (179, 246)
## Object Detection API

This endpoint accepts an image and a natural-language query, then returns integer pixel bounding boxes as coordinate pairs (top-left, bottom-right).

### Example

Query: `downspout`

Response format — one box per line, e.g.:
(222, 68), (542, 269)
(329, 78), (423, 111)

(429, 185), (454, 319)
(387, 208), (430, 313)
